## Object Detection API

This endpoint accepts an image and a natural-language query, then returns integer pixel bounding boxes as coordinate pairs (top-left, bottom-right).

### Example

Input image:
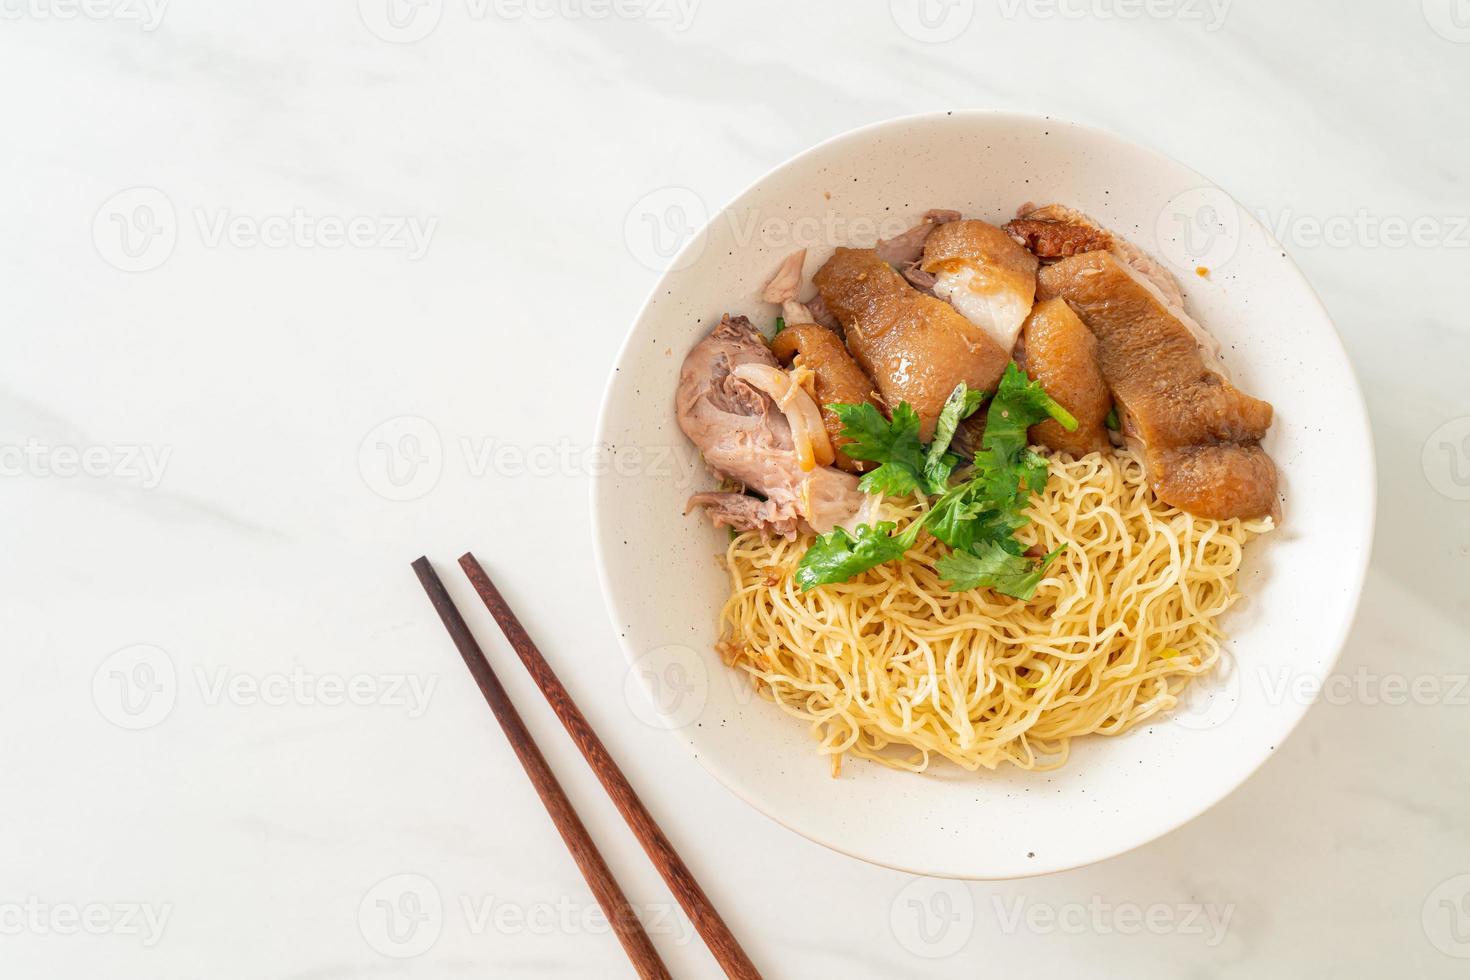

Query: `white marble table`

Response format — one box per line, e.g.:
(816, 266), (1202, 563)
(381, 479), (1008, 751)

(4, 2), (1468, 976)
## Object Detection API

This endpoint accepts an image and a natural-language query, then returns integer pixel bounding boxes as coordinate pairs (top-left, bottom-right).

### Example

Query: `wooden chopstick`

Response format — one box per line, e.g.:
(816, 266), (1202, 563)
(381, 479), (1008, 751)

(458, 552), (765, 980)
(411, 557), (672, 980)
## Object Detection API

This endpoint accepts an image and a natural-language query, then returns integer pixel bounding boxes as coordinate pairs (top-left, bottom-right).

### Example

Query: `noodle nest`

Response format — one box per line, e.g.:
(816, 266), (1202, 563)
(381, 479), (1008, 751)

(716, 448), (1272, 775)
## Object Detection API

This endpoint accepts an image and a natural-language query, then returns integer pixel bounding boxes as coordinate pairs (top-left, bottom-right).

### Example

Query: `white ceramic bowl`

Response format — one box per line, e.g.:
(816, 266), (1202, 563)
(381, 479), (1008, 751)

(592, 111), (1374, 879)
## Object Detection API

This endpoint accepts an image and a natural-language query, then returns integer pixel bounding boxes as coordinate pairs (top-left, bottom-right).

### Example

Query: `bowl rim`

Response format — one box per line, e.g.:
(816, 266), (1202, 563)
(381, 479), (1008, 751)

(590, 109), (1377, 879)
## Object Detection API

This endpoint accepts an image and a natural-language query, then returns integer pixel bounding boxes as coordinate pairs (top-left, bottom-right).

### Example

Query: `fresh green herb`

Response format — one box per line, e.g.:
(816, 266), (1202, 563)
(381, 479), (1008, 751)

(923, 365), (1076, 597)
(922, 383), (987, 493)
(1105, 405), (1120, 431)
(795, 518), (925, 591)
(978, 364), (1077, 457)
(937, 542), (1065, 599)
(926, 478), (1031, 554)
(773, 316), (786, 335)
(828, 402), (928, 497)
(800, 366), (1078, 599)
(826, 385), (984, 498)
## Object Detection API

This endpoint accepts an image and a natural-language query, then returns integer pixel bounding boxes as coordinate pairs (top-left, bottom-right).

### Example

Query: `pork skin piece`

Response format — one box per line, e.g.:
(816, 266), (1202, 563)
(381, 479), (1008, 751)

(920, 219), (1039, 353)
(813, 247), (1010, 441)
(1007, 202), (1228, 374)
(1037, 252), (1279, 520)
(1014, 298), (1112, 456)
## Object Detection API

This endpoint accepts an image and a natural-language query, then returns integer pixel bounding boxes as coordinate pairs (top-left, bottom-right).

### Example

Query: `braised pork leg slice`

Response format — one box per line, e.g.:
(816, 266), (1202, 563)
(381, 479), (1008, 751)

(813, 247), (1009, 441)
(1014, 298), (1112, 457)
(1036, 252), (1279, 520)
(919, 219), (1039, 354)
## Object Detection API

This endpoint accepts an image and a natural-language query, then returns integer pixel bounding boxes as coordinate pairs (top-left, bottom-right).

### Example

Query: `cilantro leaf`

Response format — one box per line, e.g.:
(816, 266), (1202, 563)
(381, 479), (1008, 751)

(981, 363), (1078, 460)
(794, 518), (924, 591)
(829, 402), (927, 497)
(936, 542), (1065, 599)
(922, 383), (987, 493)
(924, 480), (987, 550)
(801, 369), (1078, 596)
(1105, 404), (1120, 431)
(773, 315), (786, 335)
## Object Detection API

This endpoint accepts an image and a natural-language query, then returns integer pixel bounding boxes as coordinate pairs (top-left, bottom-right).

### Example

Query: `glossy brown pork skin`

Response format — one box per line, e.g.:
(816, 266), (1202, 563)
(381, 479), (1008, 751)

(1014, 298), (1112, 456)
(812, 247), (1010, 441)
(771, 323), (879, 474)
(1036, 252), (1278, 520)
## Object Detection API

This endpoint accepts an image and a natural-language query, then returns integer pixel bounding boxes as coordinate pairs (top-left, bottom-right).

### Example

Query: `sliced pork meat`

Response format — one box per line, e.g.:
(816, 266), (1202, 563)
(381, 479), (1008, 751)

(675, 314), (868, 536)
(813, 247), (1010, 441)
(1037, 252), (1278, 520)
(771, 323), (881, 473)
(1014, 298), (1112, 457)
(919, 219), (1039, 354)
(873, 208), (962, 266)
(1006, 203), (1227, 374)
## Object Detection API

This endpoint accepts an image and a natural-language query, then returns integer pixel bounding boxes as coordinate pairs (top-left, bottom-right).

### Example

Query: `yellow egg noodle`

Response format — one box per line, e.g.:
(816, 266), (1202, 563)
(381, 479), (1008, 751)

(715, 448), (1272, 776)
